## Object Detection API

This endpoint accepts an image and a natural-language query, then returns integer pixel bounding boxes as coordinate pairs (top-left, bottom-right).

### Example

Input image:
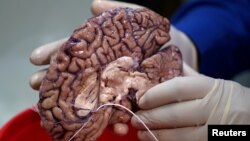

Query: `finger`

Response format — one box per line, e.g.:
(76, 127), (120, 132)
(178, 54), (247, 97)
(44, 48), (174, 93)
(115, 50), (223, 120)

(91, 0), (143, 16)
(131, 99), (207, 130)
(138, 126), (205, 141)
(30, 37), (68, 65)
(139, 76), (215, 109)
(113, 123), (129, 136)
(182, 62), (199, 76)
(29, 69), (47, 90)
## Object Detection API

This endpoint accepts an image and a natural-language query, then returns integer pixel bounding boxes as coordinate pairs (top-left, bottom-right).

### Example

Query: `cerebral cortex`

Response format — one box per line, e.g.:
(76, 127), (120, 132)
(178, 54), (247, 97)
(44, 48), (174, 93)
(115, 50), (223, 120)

(38, 7), (182, 141)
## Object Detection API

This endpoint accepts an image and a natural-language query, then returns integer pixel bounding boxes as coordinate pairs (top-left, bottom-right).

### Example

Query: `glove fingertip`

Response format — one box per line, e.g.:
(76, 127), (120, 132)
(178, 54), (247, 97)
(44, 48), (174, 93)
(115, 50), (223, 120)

(138, 90), (153, 109)
(138, 96), (147, 109)
(30, 48), (50, 66)
(29, 70), (47, 90)
(29, 77), (40, 90)
(113, 123), (129, 136)
(30, 48), (42, 65)
(91, 0), (143, 16)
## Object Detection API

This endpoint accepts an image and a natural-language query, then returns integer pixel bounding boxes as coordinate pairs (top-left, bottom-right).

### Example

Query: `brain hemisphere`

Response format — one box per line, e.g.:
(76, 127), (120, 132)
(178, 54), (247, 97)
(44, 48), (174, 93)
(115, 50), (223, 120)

(38, 7), (181, 141)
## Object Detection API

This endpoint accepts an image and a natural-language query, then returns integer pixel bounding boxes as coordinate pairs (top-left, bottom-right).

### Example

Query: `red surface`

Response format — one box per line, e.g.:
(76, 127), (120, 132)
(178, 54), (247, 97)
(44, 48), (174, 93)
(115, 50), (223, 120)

(0, 108), (139, 141)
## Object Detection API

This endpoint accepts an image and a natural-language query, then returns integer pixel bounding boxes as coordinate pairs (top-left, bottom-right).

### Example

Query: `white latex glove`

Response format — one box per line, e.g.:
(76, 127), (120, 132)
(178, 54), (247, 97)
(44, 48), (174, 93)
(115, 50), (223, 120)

(131, 64), (250, 141)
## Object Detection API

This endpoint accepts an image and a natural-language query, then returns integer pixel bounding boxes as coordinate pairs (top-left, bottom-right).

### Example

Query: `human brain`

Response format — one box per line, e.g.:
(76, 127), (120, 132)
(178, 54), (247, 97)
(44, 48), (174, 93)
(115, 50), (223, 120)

(38, 7), (182, 141)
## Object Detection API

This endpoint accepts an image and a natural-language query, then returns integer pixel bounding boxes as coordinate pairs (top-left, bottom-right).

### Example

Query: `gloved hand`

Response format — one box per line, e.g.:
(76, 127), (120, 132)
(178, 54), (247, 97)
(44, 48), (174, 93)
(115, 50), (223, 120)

(131, 63), (250, 141)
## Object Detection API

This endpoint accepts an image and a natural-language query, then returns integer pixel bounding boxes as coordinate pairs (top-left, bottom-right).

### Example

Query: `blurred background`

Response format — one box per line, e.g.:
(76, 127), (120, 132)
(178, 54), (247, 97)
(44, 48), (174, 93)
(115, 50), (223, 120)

(0, 0), (249, 127)
(0, 0), (92, 127)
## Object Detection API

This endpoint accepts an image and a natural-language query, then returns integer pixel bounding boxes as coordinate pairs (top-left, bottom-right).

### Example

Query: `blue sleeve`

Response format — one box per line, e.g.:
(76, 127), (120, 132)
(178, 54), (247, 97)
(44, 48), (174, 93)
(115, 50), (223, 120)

(171, 0), (250, 79)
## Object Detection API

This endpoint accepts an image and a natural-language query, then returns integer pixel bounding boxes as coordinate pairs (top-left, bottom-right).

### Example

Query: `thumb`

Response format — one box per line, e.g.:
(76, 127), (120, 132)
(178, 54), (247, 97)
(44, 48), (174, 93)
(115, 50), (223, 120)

(91, 0), (143, 16)
(183, 62), (199, 76)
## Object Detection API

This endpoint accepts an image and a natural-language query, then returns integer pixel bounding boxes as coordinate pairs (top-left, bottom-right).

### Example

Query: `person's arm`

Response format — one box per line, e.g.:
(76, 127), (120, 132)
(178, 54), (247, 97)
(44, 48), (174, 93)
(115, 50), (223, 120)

(171, 0), (250, 79)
